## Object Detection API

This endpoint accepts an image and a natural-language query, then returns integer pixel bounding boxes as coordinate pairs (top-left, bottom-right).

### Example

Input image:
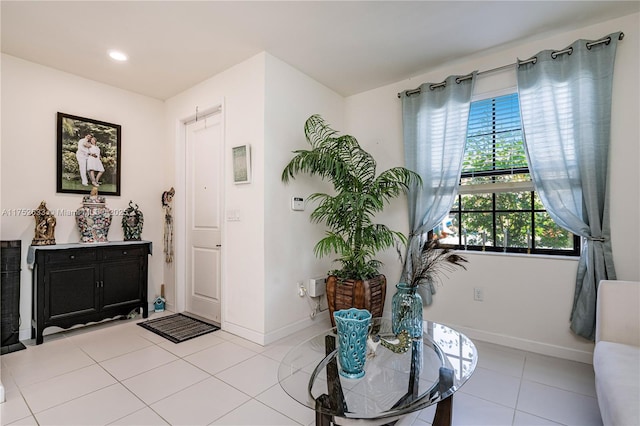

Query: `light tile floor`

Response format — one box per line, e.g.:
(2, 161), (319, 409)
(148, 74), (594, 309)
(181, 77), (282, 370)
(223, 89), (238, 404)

(0, 312), (602, 426)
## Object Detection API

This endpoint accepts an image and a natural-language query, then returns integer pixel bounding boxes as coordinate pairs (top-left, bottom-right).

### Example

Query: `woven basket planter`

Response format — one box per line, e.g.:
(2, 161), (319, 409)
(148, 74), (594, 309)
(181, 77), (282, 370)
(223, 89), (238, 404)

(326, 274), (386, 327)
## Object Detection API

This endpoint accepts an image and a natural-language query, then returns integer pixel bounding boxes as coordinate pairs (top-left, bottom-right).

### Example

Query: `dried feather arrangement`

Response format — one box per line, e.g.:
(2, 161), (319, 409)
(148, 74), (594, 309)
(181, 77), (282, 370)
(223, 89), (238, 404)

(406, 238), (468, 294)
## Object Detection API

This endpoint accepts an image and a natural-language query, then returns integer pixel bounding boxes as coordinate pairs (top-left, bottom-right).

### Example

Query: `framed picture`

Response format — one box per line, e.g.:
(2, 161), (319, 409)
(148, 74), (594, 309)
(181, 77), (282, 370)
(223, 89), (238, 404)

(57, 112), (121, 195)
(232, 144), (251, 184)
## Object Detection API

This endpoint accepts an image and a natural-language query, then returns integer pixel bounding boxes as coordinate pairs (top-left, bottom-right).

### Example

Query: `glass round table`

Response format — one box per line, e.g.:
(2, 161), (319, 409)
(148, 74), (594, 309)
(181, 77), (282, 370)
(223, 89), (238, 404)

(278, 318), (477, 426)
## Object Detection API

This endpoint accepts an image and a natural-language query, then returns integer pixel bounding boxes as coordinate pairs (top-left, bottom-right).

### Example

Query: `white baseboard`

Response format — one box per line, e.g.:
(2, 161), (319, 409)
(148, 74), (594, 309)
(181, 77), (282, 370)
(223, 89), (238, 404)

(19, 328), (31, 341)
(452, 324), (594, 364)
(223, 315), (326, 346)
(262, 316), (324, 345)
(222, 322), (267, 345)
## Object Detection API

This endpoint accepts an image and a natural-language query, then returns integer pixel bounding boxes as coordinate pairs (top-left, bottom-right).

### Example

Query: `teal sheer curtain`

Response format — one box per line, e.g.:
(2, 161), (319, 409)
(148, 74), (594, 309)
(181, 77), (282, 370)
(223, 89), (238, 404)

(516, 32), (621, 340)
(400, 74), (476, 304)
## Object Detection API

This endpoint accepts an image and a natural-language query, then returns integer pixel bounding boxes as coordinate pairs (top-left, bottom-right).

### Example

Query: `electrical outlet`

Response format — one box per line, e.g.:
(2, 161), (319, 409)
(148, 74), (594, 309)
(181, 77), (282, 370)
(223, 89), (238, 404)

(298, 282), (306, 297)
(474, 287), (484, 301)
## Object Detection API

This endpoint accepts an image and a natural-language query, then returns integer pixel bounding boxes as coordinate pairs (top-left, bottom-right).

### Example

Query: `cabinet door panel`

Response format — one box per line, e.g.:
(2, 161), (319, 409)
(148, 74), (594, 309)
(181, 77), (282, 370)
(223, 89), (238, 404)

(47, 266), (99, 320)
(102, 260), (141, 309)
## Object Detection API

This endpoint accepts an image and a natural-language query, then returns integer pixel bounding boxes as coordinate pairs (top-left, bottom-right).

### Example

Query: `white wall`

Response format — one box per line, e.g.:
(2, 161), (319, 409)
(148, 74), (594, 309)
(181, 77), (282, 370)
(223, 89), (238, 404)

(163, 53), (344, 344)
(0, 54), (166, 338)
(164, 53), (268, 342)
(344, 13), (640, 362)
(263, 54), (344, 342)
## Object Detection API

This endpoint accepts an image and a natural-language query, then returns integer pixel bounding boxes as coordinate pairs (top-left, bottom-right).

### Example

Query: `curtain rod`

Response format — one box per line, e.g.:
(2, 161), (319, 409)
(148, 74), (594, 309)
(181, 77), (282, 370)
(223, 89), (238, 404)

(397, 32), (624, 98)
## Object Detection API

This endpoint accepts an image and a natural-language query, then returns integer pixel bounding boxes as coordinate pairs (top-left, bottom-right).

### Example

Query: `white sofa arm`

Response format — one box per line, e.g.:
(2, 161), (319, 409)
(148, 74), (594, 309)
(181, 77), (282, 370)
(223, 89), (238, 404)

(596, 280), (640, 345)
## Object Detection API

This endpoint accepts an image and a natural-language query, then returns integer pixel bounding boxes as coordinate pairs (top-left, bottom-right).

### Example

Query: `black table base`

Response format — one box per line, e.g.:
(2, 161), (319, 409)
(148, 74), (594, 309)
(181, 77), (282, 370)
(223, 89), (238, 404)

(316, 335), (454, 426)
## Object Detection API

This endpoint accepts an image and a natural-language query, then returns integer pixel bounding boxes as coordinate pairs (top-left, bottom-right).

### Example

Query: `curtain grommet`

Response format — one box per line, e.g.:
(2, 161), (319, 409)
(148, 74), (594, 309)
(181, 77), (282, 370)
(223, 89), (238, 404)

(551, 47), (573, 59)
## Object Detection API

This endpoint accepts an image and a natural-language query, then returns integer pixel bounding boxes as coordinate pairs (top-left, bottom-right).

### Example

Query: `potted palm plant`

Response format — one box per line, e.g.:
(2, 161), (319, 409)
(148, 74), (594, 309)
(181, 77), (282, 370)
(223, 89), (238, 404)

(281, 115), (421, 326)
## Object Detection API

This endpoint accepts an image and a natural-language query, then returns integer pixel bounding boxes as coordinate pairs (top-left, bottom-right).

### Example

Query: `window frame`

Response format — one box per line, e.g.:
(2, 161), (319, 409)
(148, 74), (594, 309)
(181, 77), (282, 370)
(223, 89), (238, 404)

(441, 91), (580, 257)
(445, 192), (581, 256)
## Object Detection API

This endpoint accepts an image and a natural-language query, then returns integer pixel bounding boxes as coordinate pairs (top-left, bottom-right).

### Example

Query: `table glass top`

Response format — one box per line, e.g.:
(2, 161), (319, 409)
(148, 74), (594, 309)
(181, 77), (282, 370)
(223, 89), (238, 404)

(277, 318), (477, 421)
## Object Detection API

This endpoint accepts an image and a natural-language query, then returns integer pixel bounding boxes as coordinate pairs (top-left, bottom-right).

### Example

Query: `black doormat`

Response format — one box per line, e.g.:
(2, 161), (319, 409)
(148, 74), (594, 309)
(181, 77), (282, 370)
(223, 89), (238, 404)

(137, 313), (219, 343)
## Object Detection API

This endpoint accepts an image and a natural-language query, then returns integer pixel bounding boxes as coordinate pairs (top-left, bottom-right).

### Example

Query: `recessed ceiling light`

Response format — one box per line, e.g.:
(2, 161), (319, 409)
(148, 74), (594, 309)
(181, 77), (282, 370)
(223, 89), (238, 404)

(108, 50), (128, 62)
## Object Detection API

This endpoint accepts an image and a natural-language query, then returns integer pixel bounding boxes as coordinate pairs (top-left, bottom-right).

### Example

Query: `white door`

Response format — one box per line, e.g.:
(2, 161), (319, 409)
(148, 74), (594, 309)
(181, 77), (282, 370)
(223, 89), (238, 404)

(185, 113), (223, 323)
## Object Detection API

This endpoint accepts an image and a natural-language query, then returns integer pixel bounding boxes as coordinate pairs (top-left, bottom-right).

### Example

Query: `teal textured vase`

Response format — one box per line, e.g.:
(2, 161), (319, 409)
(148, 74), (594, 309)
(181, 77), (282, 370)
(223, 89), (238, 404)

(333, 308), (371, 379)
(392, 283), (423, 338)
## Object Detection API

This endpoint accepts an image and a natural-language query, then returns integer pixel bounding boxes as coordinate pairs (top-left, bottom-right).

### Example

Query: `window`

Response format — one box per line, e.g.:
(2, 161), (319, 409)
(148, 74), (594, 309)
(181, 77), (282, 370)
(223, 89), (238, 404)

(434, 93), (579, 256)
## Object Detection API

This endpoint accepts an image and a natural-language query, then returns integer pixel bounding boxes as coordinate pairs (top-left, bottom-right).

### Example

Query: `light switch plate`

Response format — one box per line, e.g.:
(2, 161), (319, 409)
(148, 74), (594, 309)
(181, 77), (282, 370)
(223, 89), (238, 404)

(226, 209), (241, 221)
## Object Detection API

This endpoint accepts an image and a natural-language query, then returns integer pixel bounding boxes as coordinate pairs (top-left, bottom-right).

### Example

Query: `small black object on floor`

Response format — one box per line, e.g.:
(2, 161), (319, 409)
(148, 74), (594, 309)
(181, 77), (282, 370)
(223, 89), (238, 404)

(137, 313), (219, 343)
(1, 341), (26, 355)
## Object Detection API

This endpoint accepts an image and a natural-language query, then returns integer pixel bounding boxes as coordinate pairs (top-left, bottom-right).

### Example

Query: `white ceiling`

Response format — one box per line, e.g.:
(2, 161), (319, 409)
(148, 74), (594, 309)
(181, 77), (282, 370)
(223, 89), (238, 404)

(2, 1), (638, 100)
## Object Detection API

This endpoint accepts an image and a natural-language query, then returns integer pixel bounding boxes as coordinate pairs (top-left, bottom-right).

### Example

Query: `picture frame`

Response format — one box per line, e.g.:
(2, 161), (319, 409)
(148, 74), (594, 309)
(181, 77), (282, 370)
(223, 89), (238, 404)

(232, 144), (251, 184)
(57, 112), (121, 195)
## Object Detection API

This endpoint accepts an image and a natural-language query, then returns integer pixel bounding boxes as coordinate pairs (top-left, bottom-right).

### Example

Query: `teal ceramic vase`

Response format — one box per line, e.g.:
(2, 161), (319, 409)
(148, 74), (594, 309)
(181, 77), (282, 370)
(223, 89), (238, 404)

(333, 308), (371, 379)
(392, 283), (423, 338)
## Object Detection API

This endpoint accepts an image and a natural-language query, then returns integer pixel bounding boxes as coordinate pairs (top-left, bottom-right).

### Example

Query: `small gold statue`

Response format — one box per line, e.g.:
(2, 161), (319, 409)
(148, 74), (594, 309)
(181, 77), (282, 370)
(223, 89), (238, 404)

(88, 186), (100, 200)
(32, 201), (56, 245)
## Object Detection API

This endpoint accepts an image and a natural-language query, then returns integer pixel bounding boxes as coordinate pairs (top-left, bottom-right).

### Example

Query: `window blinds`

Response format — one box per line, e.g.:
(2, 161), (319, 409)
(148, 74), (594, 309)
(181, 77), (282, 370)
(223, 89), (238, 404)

(460, 92), (533, 194)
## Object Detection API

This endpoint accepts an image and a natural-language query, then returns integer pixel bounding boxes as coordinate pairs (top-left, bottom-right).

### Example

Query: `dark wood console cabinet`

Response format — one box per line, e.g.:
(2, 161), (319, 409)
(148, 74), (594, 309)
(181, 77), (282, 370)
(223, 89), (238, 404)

(30, 241), (151, 344)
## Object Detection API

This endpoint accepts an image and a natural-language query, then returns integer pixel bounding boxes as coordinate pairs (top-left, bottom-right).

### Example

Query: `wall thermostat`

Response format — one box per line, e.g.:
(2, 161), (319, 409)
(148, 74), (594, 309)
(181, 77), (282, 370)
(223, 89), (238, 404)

(291, 197), (304, 211)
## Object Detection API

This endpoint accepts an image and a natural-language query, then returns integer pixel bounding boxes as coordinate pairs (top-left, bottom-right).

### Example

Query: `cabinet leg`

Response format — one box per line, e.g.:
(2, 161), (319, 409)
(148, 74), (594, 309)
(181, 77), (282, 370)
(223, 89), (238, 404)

(142, 304), (148, 318)
(32, 321), (44, 345)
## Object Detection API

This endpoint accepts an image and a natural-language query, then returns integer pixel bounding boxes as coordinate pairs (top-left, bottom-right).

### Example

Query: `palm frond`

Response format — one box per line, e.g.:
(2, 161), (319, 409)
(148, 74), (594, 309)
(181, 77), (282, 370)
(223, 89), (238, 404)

(282, 114), (423, 280)
(304, 114), (338, 148)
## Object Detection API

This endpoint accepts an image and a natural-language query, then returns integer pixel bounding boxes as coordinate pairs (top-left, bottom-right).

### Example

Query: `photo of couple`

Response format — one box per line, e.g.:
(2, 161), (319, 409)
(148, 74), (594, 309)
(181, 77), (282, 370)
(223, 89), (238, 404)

(76, 133), (105, 187)
(57, 112), (121, 195)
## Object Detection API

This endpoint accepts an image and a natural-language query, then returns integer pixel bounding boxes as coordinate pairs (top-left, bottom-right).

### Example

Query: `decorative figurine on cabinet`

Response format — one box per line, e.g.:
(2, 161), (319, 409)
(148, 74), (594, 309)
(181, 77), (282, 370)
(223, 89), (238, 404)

(122, 200), (144, 241)
(31, 201), (56, 246)
(76, 187), (112, 243)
